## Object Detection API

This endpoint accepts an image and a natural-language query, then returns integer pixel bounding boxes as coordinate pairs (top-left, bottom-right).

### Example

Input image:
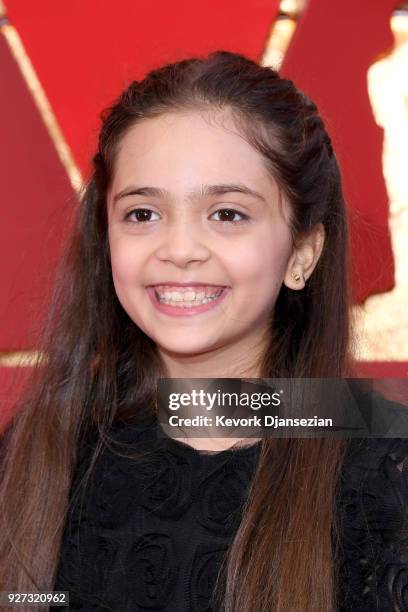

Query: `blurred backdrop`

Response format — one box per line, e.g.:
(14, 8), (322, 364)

(1, 0), (407, 430)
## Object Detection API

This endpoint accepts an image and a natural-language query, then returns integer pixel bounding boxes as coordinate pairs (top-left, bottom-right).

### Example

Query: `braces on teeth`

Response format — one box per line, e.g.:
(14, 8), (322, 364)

(155, 288), (224, 306)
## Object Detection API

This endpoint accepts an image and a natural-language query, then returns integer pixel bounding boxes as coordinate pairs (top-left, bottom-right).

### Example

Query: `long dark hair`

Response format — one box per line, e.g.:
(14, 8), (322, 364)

(0, 50), (355, 611)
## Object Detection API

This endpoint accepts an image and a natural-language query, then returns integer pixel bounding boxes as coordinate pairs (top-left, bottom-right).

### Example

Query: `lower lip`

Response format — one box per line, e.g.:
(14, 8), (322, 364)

(146, 287), (229, 317)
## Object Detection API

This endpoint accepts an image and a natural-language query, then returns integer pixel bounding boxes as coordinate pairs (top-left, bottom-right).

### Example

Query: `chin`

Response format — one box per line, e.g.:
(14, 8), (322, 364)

(158, 343), (215, 357)
(155, 336), (224, 358)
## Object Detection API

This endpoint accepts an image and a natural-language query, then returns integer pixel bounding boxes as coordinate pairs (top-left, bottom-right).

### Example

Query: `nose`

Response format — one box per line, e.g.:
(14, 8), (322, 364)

(154, 218), (211, 267)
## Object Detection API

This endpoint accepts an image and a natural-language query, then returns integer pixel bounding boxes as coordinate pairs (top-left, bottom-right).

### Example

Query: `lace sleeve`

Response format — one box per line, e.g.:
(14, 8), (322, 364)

(337, 437), (408, 612)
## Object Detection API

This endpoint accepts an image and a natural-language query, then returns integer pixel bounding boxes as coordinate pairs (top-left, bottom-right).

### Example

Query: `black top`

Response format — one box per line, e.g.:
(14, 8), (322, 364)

(53, 417), (408, 612)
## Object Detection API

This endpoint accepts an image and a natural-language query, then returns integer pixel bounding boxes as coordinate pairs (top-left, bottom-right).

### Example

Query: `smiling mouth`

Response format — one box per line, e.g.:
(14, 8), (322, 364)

(153, 285), (226, 307)
(145, 285), (229, 315)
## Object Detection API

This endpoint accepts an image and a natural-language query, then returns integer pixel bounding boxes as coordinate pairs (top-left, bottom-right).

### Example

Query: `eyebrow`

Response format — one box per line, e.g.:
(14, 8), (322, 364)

(112, 183), (267, 206)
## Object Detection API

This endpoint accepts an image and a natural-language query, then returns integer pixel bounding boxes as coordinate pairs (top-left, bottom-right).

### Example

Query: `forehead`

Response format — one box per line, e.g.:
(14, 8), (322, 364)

(109, 109), (280, 199)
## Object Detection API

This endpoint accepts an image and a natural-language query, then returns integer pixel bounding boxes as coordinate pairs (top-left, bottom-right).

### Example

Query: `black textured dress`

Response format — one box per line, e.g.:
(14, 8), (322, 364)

(53, 414), (408, 612)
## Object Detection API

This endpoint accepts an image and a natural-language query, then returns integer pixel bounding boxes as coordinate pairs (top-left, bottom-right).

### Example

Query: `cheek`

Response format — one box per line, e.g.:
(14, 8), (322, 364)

(108, 248), (147, 326)
(224, 232), (291, 309)
(109, 236), (142, 286)
(226, 238), (290, 287)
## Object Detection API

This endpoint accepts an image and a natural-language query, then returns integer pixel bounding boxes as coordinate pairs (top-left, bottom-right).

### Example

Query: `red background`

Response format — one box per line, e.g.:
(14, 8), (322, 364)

(1, 0), (406, 430)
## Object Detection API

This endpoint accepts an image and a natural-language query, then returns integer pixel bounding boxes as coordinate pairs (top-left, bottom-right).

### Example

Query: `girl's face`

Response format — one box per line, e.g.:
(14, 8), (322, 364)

(107, 109), (301, 369)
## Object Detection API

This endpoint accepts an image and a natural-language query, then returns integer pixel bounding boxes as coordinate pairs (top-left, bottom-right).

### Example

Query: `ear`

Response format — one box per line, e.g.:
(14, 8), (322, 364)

(283, 223), (325, 290)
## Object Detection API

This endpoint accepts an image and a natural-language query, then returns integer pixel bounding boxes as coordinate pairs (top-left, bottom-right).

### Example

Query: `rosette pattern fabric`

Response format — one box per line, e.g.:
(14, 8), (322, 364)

(53, 417), (408, 611)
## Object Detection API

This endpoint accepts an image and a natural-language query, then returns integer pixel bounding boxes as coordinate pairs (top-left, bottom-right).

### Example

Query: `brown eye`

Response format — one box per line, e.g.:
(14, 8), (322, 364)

(211, 208), (250, 223)
(124, 209), (159, 223)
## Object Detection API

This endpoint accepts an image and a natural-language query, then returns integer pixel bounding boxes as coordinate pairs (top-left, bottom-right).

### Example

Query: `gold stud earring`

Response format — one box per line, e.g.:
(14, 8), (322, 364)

(292, 272), (301, 282)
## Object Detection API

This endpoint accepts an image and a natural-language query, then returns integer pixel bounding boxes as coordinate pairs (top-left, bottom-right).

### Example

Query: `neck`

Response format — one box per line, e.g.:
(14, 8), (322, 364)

(156, 335), (268, 452)
(158, 336), (266, 379)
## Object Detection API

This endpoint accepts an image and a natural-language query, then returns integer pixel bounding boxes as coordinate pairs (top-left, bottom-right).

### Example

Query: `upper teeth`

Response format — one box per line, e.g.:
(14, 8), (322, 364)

(154, 285), (224, 302)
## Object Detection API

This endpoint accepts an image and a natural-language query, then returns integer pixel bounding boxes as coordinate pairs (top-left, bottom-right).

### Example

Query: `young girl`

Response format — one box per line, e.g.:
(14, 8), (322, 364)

(1, 51), (407, 612)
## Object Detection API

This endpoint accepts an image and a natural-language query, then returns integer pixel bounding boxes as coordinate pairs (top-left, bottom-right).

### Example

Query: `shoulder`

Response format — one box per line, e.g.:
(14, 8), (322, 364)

(71, 417), (160, 488)
(340, 425), (408, 515)
(371, 389), (408, 436)
(336, 428), (408, 610)
(78, 415), (158, 451)
(341, 385), (408, 476)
